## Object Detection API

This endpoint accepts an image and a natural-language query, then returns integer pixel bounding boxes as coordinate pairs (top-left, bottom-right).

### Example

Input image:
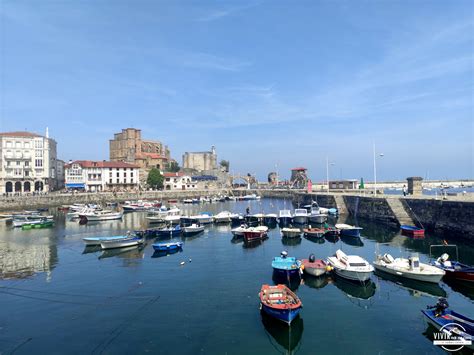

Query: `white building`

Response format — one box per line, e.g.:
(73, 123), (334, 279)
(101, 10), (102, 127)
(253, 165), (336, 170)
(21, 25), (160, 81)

(0, 130), (58, 194)
(164, 172), (198, 190)
(64, 160), (140, 192)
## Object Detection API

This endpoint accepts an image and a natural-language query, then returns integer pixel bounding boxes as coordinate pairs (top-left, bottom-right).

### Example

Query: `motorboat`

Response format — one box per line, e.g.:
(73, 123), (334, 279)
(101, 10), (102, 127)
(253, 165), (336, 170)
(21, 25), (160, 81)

(400, 225), (425, 238)
(21, 218), (54, 230)
(335, 224), (363, 237)
(272, 251), (302, 279)
(231, 224), (248, 237)
(12, 214), (54, 227)
(373, 253), (445, 283)
(327, 249), (374, 282)
(152, 241), (183, 252)
(263, 213), (278, 225)
(431, 248), (474, 283)
(241, 194), (260, 200)
(83, 235), (129, 246)
(80, 210), (123, 222)
(194, 212), (214, 224)
(100, 236), (143, 250)
(246, 213), (265, 226)
(156, 225), (182, 237)
(214, 211), (233, 223)
(164, 207), (181, 225)
(302, 227), (325, 238)
(292, 209), (308, 224)
(259, 284), (302, 325)
(183, 224), (205, 235)
(308, 207), (328, 224)
(243, 226), (268, 243)
(230, 214), (245, 225)
(301, 254), (328, 277)
(281, 228), (302, 239)
(183, 199), (193, 204)
(278, 210), (293, 225)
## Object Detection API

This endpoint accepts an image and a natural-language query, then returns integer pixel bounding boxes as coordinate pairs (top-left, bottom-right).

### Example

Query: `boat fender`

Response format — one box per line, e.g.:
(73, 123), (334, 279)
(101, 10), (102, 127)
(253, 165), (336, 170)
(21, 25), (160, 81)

(326, 265), (333, 272)
(300, 264), (305, 270)
(309, 254), (316, 263)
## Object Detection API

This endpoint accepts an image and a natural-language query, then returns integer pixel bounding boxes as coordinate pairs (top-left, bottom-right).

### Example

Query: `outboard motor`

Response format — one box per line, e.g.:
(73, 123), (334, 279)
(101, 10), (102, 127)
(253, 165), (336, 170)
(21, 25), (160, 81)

(309, 254), (316, 263)
(427, 297), (449, 317)
(281, 250), (288, 258)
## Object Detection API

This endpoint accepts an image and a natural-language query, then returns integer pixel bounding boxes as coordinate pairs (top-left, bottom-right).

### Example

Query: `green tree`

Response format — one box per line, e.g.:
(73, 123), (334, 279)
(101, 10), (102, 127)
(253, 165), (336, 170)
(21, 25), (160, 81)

(220, 160), (230, 172)
(167, 161), (180, 172)
(147, 168), (164, 189)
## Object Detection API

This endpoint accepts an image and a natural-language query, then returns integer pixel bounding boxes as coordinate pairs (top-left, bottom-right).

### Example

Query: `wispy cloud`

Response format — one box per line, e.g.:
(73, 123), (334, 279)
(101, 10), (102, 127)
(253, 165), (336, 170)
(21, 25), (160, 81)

(196, 2), (260, 22)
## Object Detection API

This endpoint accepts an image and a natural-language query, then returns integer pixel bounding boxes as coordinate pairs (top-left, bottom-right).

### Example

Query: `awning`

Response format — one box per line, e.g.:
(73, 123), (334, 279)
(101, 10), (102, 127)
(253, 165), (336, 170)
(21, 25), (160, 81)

(65, 183), (85, 188)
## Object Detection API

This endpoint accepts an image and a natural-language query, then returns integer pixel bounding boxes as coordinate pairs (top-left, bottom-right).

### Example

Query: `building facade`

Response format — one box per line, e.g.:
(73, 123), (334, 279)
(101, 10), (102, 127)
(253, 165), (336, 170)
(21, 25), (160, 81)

(290, 167), (308, 189)
(109, 128), (171, 183)
(0, 130), (59, 194)
(64, 160), (140, 192)
(163, 172), (198, 191)
(182, 146), (217, 172)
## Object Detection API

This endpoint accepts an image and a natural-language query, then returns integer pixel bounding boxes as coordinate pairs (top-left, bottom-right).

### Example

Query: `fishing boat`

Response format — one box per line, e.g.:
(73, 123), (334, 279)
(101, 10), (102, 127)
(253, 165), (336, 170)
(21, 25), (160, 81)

(278, 210), (293, 225)
(308, 207), (328, 224)
(431, 245), (474, 283)
(156, 225), (182, 237)
(183, 224), (205, 235)
(373, 253), (445, 283)
(335, 224), (363, 237)
(243, 226), (268, 243)
(303, 227), (325, 238)
(323, 226), (340, 237)
(292, 209), (308, 224)
(301, 254), (329, 277)
(83, 235), (129, 246)
(164, 207), (181, 225)
(12, 214), (54, 227)
(230, 214), (245, 225)
(281, 228), (302, 239)
(183, 199), (193, 204)
(80, 210), (123, 222)
(327, 249), (374, 282)
(401, 225), (425, 238)
(152, 241), (183, 252)
(100, 236), (143, 250)
(231, 224), (249, 237)
(259, 284), (302, 325)
(214, 211), (233, 223)
(195, 212), (214, 224)
(272, 251), (302, 279)
(180, 215), (198, 225)
(21, 219), (55, 230)
(146, 215), (167, 224)
(421, 304), (473, 350)
(263, 213), (278, 225)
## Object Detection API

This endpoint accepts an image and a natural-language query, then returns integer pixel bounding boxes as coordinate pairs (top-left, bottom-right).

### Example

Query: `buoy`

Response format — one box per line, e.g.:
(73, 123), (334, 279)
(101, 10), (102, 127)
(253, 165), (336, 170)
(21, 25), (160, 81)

(188, 258), (192, 263)
(180, 261), (185, 266)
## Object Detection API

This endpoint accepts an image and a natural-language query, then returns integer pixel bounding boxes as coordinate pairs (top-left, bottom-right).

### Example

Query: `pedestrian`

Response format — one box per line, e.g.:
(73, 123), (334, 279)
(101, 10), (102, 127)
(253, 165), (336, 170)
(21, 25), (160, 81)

(246, 207), (250, 215)
(402, 185), (407, 196)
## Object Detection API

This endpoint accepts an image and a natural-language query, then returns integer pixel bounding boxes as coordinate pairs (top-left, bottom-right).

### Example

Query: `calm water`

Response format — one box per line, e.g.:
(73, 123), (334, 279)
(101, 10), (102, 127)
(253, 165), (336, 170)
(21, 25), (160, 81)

(0, 198), (473, 355)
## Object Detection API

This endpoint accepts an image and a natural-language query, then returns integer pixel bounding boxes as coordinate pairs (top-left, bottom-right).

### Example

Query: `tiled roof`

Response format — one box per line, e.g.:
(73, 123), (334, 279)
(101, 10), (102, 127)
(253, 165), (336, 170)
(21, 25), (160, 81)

(291, 167), (307, 171)
(65, 160), (140, 169)
(0, 131), (42, 138)
(136, 152), (168, 160)
(163, 172), (185, 177)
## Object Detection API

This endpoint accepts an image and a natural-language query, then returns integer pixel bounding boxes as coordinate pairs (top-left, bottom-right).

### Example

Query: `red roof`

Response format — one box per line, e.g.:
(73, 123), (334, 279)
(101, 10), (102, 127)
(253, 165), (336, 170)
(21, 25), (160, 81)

(163, 172), (185, 177)
(0, 131), (42, 137)
(291, 167), (307, 171)
(65, 160), (139, 169)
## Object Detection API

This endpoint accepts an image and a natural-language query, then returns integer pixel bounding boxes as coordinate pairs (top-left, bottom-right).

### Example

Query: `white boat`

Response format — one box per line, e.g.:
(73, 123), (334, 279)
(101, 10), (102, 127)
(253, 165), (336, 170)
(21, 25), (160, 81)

(231, 224), (248, 237)
(12, 214), (54, 227)
(183, 224), (205, 234)
(308, 207), (328, 224)
(194, 212), (214, 224)
(164, 207), (181, 224)
(278, 210), (293, 225)
(214, 211), (233, 223)
(100, 236), (143, 250)
(373, 254), (445, 283)
(281, 228), (302, 238)
(241, 194), (260, 200)
(293, 209), (309, 224)
(335, 223), (363, 237)
(327, 249), (374, 282)
(80, 210), (123, 221)
(83, 235), (129, 246)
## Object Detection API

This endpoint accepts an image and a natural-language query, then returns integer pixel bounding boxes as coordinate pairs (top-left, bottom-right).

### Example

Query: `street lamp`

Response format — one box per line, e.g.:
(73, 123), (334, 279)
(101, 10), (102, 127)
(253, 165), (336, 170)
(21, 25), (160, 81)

(326, 157), (335, 193)
(373, 143), (384, 196)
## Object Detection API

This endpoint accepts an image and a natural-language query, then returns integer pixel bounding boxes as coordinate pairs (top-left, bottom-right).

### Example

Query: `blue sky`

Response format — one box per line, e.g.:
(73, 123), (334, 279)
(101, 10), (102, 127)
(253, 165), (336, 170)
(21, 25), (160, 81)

(0, 0), (472, 182)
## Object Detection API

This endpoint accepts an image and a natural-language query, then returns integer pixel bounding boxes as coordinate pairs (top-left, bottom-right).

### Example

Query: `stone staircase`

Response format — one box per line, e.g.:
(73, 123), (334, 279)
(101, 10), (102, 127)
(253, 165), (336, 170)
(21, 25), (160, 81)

(333, 194), (348, 214)
(386, 197), (415, 226)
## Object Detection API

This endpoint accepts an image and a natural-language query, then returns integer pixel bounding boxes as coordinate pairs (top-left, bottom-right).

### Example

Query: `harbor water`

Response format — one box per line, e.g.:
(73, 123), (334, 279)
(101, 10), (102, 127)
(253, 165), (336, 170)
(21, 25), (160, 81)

(0, 198), (473, 354)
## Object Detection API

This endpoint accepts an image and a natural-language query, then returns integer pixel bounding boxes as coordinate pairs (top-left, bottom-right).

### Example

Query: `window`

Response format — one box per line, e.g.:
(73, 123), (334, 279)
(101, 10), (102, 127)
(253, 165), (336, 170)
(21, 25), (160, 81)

(25, 171), (29, 177)
(35, 150), (43, 157)
(124, 173), (127, 178)
(35, 159), (43, 167)
(15, 142), (21, 148)
(131, 172), (134, 177)
(109, 179), (112, 184)
(6, 161), (10, 166)
(6, 141), (12, 148)
(16, 161), (20, 166)
(24, 142), (30, 149)
(116, 172), (119, 178)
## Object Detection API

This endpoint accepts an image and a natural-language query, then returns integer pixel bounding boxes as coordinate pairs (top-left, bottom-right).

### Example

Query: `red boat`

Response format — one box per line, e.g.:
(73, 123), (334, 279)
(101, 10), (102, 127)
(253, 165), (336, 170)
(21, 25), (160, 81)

(400, 225), (425, 238)
(431, 245), (474, 283)
(259, 284), (302, 324)
(243, 226), (268, 243)
(301, 254), (328, 277)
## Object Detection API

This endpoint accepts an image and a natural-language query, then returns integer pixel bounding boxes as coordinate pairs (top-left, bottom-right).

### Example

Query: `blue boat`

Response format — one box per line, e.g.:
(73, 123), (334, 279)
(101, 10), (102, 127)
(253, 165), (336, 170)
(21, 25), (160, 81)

(272, 251), (302, 279)
(259, 284), (302, 325)
(422, 303), (473, 350)
(152, 241), (183, 252)
(156, 225), (182, 237)
(335, 224), (363, 237)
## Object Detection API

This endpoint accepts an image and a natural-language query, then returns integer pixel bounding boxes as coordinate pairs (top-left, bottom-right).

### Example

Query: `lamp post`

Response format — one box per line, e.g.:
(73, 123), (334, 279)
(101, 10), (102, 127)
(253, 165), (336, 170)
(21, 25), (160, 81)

(373, 143), (384, 196)
(326, 157), (335, 193)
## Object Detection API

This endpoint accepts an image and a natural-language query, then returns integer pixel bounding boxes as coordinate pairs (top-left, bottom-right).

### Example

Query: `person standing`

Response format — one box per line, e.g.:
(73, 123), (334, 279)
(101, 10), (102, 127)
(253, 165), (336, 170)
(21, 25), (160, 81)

(402, 185), (407, 196)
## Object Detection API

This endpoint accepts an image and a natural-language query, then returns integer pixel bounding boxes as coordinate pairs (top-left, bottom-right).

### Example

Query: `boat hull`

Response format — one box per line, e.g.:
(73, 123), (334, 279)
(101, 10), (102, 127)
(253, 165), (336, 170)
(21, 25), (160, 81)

(331, 267), (372, 282)
(303, 266), (326, 277)
(292, 216), (307, 225)
(100, 238), (142, 250)
(278, 217), (293, 225)
(272, 268), (301, 279)
(308, 215), (327, 224)
(183, 227), (204, 234)
(152, 243), (183, 252)
(243, 231), (266, 243)
(83, 236), (127, 246)
(261, 303), (301, 325)
(339, 228), (362, 238)
(83, 213), (123, 221)
(373, 264), (444, 283)
(401, 225), (425, 238)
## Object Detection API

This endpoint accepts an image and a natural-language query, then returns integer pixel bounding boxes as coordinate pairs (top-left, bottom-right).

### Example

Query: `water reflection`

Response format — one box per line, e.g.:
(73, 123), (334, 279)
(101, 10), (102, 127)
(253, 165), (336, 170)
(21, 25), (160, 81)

(82, 245), (101, 254)
(281, 237), (302, 246)
(304, 235), (325, 245)
(302, 274), (330, 290)
(272, 271), (301, 291)
(243, 237), (268, 249)
(374, 271), (447, 298)
(324, 234), (340, 244)
(151, 248), (183, 258)
(340, 235), (364, 247)
(443, 278), (474, 300)
(261, 312), (304, 354)
(99, 245), (144, 260)
(333, 275), (377, 300)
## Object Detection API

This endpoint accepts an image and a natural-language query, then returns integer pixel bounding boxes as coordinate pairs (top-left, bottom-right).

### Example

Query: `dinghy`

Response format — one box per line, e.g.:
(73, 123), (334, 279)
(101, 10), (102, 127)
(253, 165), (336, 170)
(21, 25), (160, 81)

(301, 254), (329, 277)
(259, 284), (302, 325)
